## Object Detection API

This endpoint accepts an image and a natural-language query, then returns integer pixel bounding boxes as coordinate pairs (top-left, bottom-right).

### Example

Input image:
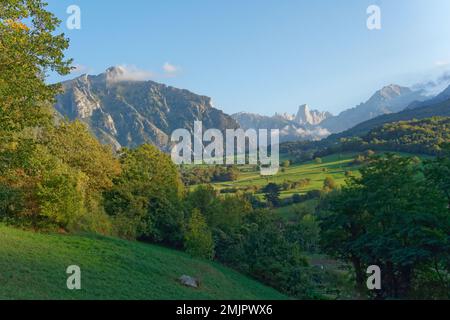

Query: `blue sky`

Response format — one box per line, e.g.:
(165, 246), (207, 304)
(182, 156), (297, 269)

(47, 0), (450, 115)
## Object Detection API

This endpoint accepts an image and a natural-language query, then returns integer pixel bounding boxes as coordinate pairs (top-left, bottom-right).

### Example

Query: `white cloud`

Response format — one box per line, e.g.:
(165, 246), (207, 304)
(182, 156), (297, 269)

(412, 70), (450, 95)
(163, 62), (179, 75)
(71, 64), (90, 74)
(106, 65), (154, 82)
(435, 60), (450, 67)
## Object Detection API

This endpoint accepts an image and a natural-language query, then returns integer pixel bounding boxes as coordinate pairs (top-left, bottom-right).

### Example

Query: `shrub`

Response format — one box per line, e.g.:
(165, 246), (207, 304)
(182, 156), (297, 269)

(184, 209), (215, 260)
(292, 193), (302, 204)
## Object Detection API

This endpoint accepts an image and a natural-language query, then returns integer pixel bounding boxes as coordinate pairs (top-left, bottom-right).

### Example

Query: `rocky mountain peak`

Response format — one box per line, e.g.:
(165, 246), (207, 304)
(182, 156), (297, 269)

(104, 66), (126, 81)
(294, 104), (331, 126)
(374, 84), (411, 100)
(54, 71), (238, 150)
(274, 112), (295, 121)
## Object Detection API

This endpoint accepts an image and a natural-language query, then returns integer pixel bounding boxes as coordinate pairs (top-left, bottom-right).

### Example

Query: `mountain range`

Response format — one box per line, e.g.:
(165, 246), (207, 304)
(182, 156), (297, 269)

(54, 67), (238, 150)
(232, 105), (333, 142)
(232, 84), (428, 142)
(320, 84), (426, 133)
(54, 67), (447, 151)
(329, 84), (450, 141)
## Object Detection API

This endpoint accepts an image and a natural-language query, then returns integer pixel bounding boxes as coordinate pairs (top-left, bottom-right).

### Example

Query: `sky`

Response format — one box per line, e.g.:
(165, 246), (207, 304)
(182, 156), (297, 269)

(46, 0), (450, 116)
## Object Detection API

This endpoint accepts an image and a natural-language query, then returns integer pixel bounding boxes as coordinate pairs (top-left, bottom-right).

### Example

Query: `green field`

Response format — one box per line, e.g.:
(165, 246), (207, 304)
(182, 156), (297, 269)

(212, 153), (360, 199)
(0, 224), (287, 300)
(208, 151), (431, 200)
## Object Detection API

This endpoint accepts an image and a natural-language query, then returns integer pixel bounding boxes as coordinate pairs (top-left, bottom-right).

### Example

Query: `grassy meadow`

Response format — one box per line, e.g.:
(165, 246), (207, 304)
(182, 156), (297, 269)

(0, 224), (287, 300)
(210, 153), (360, 199)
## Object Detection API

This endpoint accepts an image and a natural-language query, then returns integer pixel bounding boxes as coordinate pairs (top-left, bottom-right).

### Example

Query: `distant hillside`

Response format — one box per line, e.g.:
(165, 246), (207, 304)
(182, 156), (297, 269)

(55, 67), (239, 150)
(282, 115), (450, 159)
(320, 84), (426, 134)
(320, 117), (450, 156)
(0, 224), (286, 300)
(406, 84), (450, 110)
(330, 93), (450, 141)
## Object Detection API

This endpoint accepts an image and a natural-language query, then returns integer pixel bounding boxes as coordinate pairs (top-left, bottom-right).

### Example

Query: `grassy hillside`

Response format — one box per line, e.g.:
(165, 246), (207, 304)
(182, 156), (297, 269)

(0, 224), (287, 300)
(329, 100), (450, 142)
(211, 153), (360, 199)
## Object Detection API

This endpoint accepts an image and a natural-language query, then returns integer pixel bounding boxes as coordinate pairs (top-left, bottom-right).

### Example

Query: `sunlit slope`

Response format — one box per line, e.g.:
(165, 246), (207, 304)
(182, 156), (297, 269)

(0, 225), (286, 300)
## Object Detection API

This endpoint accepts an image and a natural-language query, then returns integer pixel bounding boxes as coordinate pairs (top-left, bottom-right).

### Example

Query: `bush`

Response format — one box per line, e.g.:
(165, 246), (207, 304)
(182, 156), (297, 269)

(104, 144), (184, 245)
(323, 176), (337, 192)
(184, 209), (215, 260)
(292, 193), (302, 203)
(281, 160), (291, 168)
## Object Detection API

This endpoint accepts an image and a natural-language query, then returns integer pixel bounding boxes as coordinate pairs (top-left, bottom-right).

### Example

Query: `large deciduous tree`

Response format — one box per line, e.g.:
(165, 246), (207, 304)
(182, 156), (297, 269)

(320, 154), (450, 299)
(104, 144), (185, 244)
(0, 0), (71, 137)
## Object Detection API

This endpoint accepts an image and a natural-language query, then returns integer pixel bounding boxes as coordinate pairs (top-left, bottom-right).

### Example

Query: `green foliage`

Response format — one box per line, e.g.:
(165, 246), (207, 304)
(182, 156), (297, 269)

(43, 121), (121, 192)
(0, 0), (71, 138)
(424, 144), (450, 210)
(281, 160), (291, 168)
(185, 186), (329, 299)
(104, 144), (184, 244)
(0, 121), (119, 233)
(215, 209), (325, 299)
(292, 193), (302, 204)
(209, 153), (356, 201)
(35, 152), (89, 230)
(262, 183), (281, 207)
(0, 141), (113, 233)
(319, 154), (450, 299)
(0, 1), (114, 233)
(184, 209), (215, 260)
(282, 117), (450, 160)
(322, 176), (337, 192)
(286, 214), (321, 253)
(330, 117), (450, 157)
(181, 165), (240, 185)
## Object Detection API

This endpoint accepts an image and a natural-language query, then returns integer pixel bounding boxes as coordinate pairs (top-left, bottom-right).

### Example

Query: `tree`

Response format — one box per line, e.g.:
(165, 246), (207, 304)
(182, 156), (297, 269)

(0, 0), (83, 231)
(282, 160), (291, 168)
(0, 143), (112, 233)
(184, 209), (214, 260)
(262, 183), (281, 207)
(323, 176), (337, 192)
(314, 157), (322, 164)
(424, 144), (450, 211)
(104, 144), (184, 243)
(0, 0), (71, 138)
(422, 144), (450, 295)
(292, 193), (302, 204)
(320, 154), (450, 299)
(365, 150), (375, 157)
(319, 187), (369, 296)
(0, 121), (120, 233)
(287, 214), (321, 253)
(44, 121), (121, 193)
(185, 185), (222, 225)
(224, 165), (240, 181)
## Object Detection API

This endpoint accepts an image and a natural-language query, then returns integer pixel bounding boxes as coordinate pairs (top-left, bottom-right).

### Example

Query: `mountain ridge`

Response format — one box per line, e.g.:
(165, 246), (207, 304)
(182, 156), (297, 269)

(232, 84), (426, 143)
(319, 84), (426, 133)
(54, 67), (239, 150)
(327, 89), (450, 141)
